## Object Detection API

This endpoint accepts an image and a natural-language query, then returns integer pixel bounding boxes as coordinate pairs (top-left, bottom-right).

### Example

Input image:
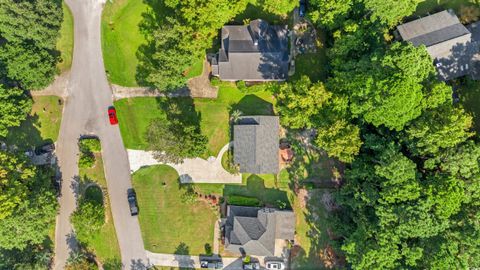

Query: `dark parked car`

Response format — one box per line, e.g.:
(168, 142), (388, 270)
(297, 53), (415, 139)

(35, 143), (55, 155)
(127, 188), (138, 216)
(299, 0), (307, 17)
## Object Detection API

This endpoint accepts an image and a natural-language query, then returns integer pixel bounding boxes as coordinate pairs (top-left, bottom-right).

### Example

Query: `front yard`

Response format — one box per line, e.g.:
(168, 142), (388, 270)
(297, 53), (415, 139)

(132, 165), (218, 254)
(6, 95), (63, 149)
(114, 83), (276, 157)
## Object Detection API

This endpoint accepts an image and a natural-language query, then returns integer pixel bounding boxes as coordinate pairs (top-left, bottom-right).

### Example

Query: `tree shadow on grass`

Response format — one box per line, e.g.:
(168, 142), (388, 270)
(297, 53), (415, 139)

(4, 114), (51, 150)
(224, 175), (290, 209)
(230, 94), (274, 116)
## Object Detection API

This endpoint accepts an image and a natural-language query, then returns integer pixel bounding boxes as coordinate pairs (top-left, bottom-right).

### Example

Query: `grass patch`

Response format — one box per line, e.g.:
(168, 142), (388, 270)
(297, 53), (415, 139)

(101, 0), (148, 86)
(114, 84), (275, 157)
(132, 165), (217, 255)
(57, 2), (74, 72)
(78, 151), (121, 264)
(185, 59), (204, 79)
(6, 96), (63, 149)
(414, 0), (471, 17)
(292, 52), (327, 82)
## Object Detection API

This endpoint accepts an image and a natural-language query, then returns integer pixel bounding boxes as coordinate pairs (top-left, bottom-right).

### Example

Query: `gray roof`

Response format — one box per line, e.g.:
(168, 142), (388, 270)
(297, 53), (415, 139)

(225, 206), (295, 256)
(233, 116), (279, 174)
(397, 10), (480, 81)
(213, 19), (289, 81)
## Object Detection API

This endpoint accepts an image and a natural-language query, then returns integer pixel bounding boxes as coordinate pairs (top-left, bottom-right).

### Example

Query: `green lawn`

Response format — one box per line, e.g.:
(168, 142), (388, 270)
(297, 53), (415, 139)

(79, 152), (121, 264)
(414, 0), (472, 17)
(57, 2), (74, 72)
(132, 165), (217, 254)
(101, 0), (148, 86)
(185, 59), (204, 79)
(114, 84), (276, 157)
(6, 96), (63, 149)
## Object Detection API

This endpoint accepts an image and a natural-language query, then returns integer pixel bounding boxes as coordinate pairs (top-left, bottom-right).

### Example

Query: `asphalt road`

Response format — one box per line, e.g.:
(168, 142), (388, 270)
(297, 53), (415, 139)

(53, 0), (147, 268)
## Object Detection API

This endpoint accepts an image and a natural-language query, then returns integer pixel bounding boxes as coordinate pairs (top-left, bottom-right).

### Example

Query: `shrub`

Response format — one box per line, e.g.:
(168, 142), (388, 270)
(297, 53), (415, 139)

(221, 150), (239, 174)
(181, 189), (197, 204)
(78, 152), (95, 168)
(228, 195), (262, 207)
(71, 201), (105, 243)
(79, 138), (101, 153)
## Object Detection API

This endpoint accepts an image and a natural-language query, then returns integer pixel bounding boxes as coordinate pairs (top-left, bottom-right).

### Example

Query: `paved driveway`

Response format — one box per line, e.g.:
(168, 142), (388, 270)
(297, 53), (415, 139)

(127, 143), (242, 183)
(54, 0), (147, 268)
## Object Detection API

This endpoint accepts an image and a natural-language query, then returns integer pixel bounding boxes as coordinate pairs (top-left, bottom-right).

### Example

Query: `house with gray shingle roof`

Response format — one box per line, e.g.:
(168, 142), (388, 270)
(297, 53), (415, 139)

(211, 19), (289, 81)
(233, 116), (279, 174)
(224, 205), (295, 257)
(396, 9), (480, 81)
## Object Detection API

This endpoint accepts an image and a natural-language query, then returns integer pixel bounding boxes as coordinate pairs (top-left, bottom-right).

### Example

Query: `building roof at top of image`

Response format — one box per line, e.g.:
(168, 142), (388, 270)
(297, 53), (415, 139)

(396, 9), (480, 81)
(211, 19), (289, 81)
(224, 205), (295, 257)
(233, 115), (279, 174)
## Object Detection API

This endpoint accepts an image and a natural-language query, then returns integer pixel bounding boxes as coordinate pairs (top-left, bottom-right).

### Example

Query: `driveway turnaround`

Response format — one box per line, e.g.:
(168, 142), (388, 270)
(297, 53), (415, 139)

(54, 0), (147, 268)
(127, 143), (242, 183)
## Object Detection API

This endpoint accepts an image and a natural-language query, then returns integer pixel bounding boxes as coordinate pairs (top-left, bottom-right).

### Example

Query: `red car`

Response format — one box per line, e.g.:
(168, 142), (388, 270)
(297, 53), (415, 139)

(108, 106), (118, 125)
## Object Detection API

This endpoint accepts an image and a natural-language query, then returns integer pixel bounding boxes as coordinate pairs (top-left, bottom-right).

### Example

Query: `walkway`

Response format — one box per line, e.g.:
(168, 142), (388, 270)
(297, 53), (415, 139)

(112, 60), (218, 100)
(127, 143), (241, 184)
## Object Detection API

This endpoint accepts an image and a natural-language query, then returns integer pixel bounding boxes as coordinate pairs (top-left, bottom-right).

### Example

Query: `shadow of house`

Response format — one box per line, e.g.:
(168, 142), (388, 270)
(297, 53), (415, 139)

(396, 9), (480, 81)
(211, 19), (289, 82)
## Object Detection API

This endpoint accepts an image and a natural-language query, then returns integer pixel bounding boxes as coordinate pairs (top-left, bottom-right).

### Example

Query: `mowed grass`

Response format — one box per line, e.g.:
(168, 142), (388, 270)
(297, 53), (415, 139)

(132, 165), (217, 254)
(79, 153), (121, 264)
(114, 84), (276, 157)
(101, 0), (148, 86)
(57, 2), (74, 72)
(6, 96), (63, 148)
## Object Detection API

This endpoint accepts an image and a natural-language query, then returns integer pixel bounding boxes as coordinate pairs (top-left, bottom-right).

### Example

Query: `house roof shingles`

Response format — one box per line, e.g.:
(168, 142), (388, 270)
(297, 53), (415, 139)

(396, 9), (480, 81)
(233, 116), (279, 174)
(215, 19), (289, 81)
(224, 206), (295, 257)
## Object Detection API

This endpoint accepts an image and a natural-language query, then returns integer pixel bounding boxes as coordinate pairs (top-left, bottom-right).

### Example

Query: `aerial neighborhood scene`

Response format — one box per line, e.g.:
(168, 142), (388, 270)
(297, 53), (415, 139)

(3, 0), (480, 269)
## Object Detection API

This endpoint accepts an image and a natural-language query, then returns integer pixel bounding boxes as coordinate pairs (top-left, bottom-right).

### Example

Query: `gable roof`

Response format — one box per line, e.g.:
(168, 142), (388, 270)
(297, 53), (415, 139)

(224, 206), (295, 256)
(396, 10), (480, 81)
(397, 10), (469, 47)
(233, 116), (279, 174)
(213, 19), (289, 81)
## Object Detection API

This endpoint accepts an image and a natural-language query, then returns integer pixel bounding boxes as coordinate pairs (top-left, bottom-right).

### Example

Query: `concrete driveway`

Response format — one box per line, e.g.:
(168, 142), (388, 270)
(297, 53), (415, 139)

(127, 143), (242, 184)
(53, 0), (147, 268)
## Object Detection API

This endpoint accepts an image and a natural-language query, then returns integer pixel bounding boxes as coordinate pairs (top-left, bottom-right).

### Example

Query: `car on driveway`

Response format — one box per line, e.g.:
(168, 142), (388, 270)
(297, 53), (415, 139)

(127, 188), (138, 216)
(265, 261), (285, 270)
(108, 106), (118, 125)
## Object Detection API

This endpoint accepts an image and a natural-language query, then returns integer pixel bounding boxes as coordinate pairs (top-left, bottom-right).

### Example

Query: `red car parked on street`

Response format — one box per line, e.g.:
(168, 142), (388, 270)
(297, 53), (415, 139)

(108, 106), (118, 125)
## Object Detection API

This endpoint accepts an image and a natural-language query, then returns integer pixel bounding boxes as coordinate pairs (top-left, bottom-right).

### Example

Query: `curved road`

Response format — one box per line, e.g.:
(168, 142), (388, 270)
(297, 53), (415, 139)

(53, 0), (147, 268)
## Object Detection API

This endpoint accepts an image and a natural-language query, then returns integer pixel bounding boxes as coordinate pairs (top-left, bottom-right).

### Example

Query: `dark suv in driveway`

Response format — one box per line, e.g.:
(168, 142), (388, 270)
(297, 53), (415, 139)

(127, 188), (138, 216)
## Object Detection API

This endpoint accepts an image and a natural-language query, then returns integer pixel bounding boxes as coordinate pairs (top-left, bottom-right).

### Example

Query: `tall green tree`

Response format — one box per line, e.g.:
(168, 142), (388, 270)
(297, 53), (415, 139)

(363, 0), (423, 27)
(0, 84), (32, 137)
(309, 0), (353, 29)
(404, 104), (474, 156)
(256, 0), (297, 16)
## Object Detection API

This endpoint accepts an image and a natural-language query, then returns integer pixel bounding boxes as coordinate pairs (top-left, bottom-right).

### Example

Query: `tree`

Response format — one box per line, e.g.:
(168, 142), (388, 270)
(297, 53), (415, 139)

(275, 76), (332, 129)
(425, 141), (480, 179)
(0, 151), (35, 220)
(0, 175), (57, 250)
(363, 0), (423, 27)
(404, 104), (474, 155)
(309, 0), (353, 29)
(146, 118), (208, 164)
(256, 0), (297, 16)
(71, 200), (105, 243)
(0, 0), (62, 89)
(330, 42), (441, 131)
(315, 119), (362, 163)
(138, 0), (249, 90)
(0, 85), (32, 137)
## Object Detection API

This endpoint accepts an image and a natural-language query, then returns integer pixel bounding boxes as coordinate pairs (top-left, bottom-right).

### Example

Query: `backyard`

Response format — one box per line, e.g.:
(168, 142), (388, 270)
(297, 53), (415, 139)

(114, 83), (276, 157)
(76, 141), (122, 265)
(6, 96), (63, 149)
(132, 165), (218, 254)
